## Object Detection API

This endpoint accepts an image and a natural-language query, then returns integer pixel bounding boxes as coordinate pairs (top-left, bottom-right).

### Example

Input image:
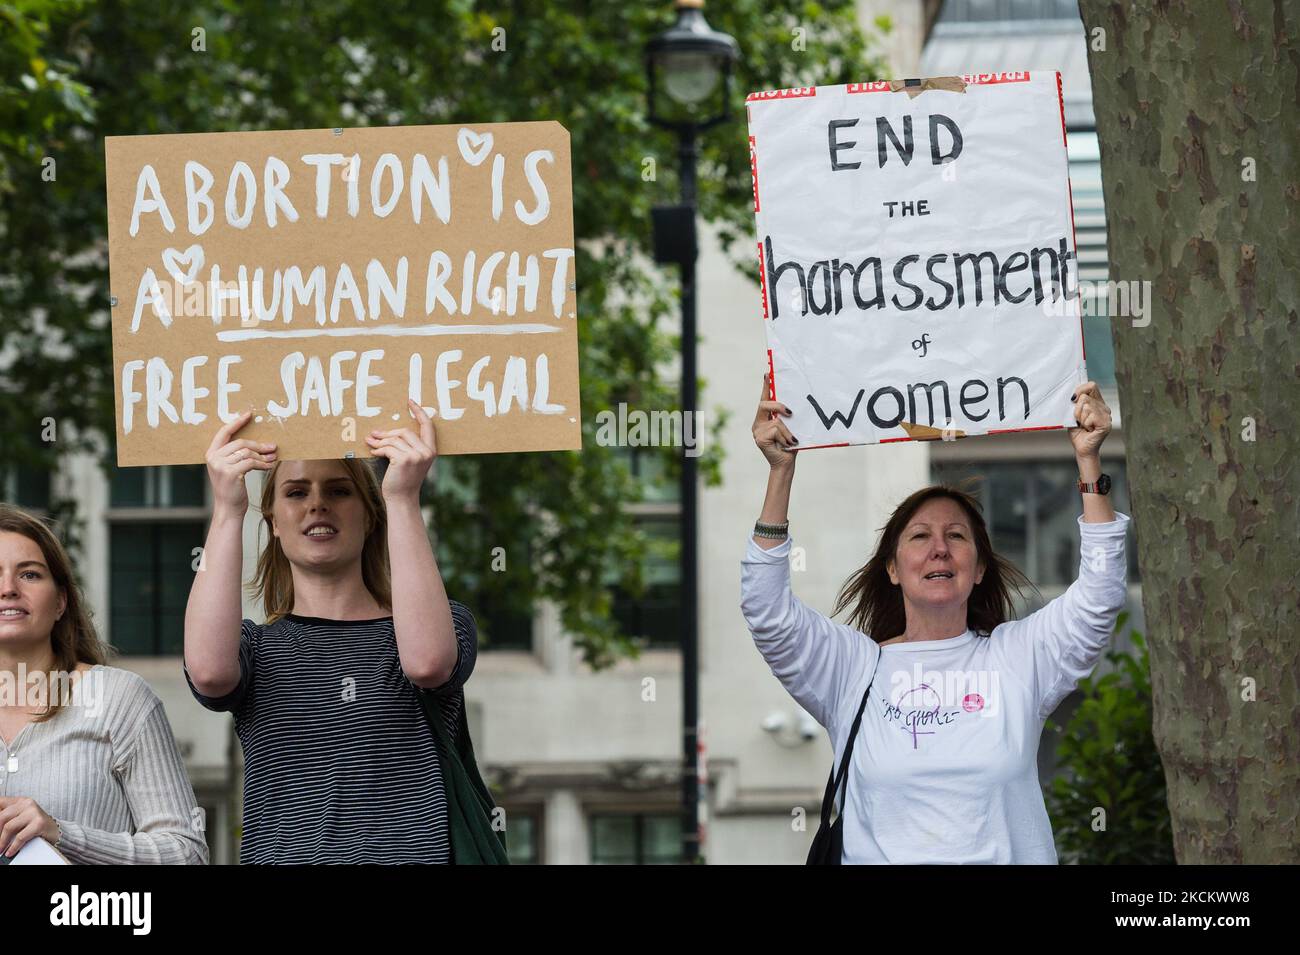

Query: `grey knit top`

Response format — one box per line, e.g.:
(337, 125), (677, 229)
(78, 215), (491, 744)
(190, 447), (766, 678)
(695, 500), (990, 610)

(0, 665), (208, 864)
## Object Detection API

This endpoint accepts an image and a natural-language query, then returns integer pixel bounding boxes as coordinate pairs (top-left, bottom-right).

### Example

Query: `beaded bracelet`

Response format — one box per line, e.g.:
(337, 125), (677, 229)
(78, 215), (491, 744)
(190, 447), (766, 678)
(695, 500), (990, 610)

(753, 519), (789, 540)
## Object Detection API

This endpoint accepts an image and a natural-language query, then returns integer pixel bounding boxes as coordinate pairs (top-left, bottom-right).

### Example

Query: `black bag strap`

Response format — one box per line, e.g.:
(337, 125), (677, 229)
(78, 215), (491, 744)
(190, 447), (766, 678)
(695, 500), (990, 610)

(817, 656), (880, 829)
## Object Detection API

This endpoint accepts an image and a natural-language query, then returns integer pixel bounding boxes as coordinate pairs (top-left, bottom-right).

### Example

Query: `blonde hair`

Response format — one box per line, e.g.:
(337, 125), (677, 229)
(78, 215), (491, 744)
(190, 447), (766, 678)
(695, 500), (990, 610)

(0, 504), (109, 722)
(249, 459), (393, 624)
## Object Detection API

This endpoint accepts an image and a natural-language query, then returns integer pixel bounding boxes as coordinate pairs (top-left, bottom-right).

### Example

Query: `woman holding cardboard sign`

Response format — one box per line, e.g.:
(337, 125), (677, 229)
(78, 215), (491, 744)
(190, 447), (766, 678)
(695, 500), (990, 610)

(741, 373), (1130, 864)
(183, 399), (502, 864)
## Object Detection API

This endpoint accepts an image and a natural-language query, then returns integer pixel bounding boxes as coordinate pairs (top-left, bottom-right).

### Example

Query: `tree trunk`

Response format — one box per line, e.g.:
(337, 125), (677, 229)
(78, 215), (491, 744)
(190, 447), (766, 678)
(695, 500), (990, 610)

(1077, 0), (1299, 862)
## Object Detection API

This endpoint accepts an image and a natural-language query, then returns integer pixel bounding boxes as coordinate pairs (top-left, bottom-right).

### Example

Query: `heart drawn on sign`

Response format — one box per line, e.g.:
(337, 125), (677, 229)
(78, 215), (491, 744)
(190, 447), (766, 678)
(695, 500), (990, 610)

(457, 128), (494, 167)
(161, 245), (205, 285)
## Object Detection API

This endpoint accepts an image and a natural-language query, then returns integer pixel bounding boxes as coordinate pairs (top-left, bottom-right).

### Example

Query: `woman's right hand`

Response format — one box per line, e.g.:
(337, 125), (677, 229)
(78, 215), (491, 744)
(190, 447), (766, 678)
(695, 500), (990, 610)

(205, 411), (277, 514)
(752, 373), (798, 469)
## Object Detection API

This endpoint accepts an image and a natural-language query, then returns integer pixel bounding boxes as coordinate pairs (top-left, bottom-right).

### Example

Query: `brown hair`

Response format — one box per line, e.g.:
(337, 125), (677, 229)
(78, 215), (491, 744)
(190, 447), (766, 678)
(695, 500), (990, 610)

(249, 459), (392, 624)
(832, 483), (1034, 642)
(0, 504), (109, 722)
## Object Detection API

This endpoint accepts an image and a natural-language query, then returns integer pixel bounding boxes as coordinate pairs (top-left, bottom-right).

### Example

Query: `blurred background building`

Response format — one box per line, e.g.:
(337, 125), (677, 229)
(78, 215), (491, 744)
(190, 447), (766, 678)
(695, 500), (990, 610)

(8, 0), (1142, 864)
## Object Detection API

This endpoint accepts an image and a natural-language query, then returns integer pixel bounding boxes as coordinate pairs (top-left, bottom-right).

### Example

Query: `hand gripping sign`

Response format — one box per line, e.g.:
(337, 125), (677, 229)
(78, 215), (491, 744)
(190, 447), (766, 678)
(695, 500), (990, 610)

(105, 122), (580, 466)
(746, 73), (1086, 447)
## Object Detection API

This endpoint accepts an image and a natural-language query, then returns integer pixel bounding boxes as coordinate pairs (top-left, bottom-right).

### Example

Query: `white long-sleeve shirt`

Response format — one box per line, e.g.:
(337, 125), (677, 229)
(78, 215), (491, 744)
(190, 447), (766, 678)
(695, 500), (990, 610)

(740, 511), (1131, 864)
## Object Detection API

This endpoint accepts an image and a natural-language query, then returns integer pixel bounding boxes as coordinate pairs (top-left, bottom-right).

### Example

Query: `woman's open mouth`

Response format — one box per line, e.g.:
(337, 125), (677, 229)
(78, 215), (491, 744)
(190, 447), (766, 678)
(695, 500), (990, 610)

(303, 523), (339, 539)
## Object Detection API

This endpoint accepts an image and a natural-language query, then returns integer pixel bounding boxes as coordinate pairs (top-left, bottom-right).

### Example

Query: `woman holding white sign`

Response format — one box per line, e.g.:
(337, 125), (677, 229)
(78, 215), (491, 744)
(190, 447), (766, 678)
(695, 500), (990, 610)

(183, 399), (500, 864)
(741, 373), (1130, 864)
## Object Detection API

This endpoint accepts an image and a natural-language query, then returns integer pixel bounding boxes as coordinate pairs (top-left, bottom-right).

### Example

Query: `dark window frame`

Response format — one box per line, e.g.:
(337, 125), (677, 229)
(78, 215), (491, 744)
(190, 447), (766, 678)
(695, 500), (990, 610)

(929, 457), (1141, 593)
(2, 462), (53, 512)
(430, 467), (535, 654)
(589, 811), (682, 865)
(106, 464), (209, 656)
(501, 806), (543, 865)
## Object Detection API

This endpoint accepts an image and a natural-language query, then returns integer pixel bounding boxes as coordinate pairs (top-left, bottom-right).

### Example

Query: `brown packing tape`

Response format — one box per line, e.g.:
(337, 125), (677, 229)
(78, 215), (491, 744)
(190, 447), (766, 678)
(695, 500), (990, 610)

(889, 76), (968, 99)
(898, 421), (966, 441)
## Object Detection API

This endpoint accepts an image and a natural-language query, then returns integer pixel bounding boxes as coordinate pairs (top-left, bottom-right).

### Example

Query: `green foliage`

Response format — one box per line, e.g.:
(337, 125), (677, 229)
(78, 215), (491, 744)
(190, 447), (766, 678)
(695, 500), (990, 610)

(1045, 612), (1175, 864)
(0, 0), (97, 548)
(0, 1), (885, 667)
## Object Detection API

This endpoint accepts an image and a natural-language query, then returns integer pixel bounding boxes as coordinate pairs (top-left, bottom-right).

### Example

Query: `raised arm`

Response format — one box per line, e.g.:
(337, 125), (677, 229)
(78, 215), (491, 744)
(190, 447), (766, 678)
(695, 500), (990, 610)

(1071, 382), (1117, 527)
(366, 399), (461, 689)
(751, 372), (799, 549)
(999, 511), (1131, 719)
(741, 374), (874, 730)
(996, 381), (1129, 717)
(183, 411), (275, 698)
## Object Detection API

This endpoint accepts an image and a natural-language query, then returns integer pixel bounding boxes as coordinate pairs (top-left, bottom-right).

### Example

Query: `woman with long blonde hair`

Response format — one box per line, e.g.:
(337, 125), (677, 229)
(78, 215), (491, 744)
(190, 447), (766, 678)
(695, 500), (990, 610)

(183, 400), (482, 864)
(0, 505), (207, 863)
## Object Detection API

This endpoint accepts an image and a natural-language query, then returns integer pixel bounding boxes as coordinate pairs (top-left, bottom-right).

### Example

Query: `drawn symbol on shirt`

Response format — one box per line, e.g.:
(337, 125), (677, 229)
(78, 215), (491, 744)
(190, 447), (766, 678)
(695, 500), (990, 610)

(962, 692), (985, 713)
(898, 683), (942, 748)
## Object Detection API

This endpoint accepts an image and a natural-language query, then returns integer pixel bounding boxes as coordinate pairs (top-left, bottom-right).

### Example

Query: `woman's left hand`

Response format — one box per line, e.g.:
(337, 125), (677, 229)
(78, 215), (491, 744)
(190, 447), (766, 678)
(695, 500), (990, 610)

(0, 796), (60, 857)
(1069, 380), (1112, 459)
(366, 399), (438, 502)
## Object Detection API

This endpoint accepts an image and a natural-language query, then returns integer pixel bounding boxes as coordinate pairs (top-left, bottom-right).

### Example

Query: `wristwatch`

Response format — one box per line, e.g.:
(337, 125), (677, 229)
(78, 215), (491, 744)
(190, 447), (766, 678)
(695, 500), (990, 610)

(1077, 473), (1112, 495)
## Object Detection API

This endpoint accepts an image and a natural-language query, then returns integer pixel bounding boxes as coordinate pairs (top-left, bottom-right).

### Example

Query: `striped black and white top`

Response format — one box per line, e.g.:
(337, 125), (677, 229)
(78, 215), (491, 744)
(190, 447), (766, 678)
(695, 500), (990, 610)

(185, 602), (477, 864)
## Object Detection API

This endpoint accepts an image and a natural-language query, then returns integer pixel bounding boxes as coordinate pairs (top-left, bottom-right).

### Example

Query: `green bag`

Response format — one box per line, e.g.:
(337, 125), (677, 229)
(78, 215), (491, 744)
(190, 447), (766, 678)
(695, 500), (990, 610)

(418, 691), (510, 865)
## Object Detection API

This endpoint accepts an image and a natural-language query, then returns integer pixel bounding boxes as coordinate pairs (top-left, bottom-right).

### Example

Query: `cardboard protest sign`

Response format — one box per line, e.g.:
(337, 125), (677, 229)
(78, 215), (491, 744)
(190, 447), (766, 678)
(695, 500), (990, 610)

(105, 122), (580, 466)
(746, 72), (1086, 447)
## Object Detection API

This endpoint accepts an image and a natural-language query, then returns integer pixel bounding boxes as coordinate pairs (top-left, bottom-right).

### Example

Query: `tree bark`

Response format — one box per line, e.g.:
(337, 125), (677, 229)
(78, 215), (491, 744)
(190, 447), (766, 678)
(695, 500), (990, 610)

(1077, 0), (1299, 862)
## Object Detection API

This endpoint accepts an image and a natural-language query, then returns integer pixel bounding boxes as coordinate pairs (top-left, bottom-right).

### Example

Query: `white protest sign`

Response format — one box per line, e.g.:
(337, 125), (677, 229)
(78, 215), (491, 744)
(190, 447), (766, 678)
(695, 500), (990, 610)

(746, 72), (1086, 446)
(105, 122), (580, 466)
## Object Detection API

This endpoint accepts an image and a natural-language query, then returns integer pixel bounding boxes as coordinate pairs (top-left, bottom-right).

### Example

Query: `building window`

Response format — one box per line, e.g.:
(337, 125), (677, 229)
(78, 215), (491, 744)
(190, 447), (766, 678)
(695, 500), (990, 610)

(590, 813), (680, 865)
(503, 809), (541, 864)
(107, 464), (208, 656)
(110, 464), (206, 509)
(606, 447), (681, 651)
(1, 463), (52, 512)
(1067, 129), (1118, 390)
(623, 445), (679, 504)
(435, 530), (534, 652)
(937, 0), (1083, 23)
(608, 515), (681, 650)
(433, 457), (532, 652)
(930, 459), (1140, 595)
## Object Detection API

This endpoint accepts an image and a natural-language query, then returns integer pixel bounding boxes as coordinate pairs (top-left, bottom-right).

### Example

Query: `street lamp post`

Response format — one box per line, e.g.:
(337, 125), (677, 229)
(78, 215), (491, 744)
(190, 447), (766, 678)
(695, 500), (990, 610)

(645, 0), (739, 865)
